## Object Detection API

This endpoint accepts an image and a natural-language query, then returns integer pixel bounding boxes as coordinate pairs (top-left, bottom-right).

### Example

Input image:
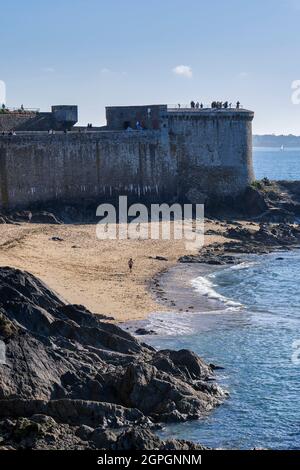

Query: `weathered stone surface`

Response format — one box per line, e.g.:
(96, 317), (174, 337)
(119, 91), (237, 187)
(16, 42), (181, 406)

(0, 210), (62, 224)
(254, 208), (294, 223)
(114, 427), (207, 450)
(242, 186), (268, 216)
(179, 222), (300, 267)
(242, 180), (300, 220)
(0, 416), (207, 450)
(227, 222), (300, 247)
(0, 267), (223, 449)
(0, 107), (254, 210)
(135, 328), (157, 336)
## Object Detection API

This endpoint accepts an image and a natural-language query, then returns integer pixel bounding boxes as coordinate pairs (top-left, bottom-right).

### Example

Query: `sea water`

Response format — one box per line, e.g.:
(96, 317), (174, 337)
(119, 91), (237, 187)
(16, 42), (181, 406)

(253, 147), (300, 180)
(145, 251), (300, 449)
(143, 148), (300, 449)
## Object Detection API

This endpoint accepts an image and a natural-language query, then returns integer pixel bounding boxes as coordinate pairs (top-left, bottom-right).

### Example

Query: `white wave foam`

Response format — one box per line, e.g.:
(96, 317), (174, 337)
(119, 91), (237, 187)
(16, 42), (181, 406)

(191, 275), (243, 308)
(145, 307), (242, 336)
(229, 260), (258, 271)
(146, 312), (195, 336)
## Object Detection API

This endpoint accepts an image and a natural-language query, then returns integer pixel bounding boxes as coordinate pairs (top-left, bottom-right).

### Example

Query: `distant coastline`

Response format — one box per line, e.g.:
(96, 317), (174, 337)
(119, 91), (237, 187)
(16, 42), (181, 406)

(253, 134), (300, 148)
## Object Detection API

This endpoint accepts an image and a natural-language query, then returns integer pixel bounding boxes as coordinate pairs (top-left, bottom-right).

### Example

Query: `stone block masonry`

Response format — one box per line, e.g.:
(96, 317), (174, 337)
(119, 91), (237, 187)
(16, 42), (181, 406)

(0, 105), (254, 209)
(0, 130), (174, 208)
(167, 109), (254, 202)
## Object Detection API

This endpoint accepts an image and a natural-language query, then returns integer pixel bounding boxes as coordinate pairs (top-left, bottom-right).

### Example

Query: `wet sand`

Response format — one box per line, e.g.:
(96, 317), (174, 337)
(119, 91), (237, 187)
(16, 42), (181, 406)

(151, 263), (228, 313)
(122, 262), (237, 336)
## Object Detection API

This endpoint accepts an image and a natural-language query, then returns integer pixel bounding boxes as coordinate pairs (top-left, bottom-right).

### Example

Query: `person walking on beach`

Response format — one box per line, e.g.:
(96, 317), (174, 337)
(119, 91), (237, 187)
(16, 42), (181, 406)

(128, 258), (134, 273)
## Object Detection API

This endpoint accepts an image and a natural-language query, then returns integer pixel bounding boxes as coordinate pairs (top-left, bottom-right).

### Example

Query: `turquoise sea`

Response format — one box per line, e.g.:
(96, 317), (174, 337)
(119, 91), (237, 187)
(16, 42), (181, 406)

(144, 147), (300, 449)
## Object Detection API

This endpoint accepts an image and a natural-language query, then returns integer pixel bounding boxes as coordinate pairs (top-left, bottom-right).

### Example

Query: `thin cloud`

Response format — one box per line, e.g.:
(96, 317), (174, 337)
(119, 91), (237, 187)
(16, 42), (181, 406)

(100, 68), (128, 76)
(173, 65), (193, 78)
(42, 67), (55, 73)
(238, 72), (249, 79)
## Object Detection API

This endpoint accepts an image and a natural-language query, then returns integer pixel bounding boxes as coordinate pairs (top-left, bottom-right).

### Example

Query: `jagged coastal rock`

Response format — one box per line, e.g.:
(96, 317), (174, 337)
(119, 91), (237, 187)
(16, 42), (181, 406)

(179, 222), (300, 266)
(0, 267), (225, 450)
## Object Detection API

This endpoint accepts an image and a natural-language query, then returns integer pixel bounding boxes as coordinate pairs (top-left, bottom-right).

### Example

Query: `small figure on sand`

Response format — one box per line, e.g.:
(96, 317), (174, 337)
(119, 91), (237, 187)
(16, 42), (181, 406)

(128, 258), (134, 273)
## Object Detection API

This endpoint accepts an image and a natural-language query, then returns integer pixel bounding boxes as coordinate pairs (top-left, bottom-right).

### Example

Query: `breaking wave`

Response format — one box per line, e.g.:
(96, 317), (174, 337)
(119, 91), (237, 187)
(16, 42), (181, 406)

(191, 273), (243, 309)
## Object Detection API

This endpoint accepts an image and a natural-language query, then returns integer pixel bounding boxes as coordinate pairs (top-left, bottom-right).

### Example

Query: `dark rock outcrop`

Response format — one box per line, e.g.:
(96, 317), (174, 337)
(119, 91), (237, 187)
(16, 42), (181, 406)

(226, 222), (300, 248)
(135, 328), (157, 336)
(179, 222), (300, 266)
(0, 416), (207, 450)
(29, 211), (62, 224)
(0, 210), (62, 225)
(179, 252), (238, 265)
(243, 186), (269, 216)
(0, 267), (224, 449)
(241, 180), (300, 220)
(253, 208), (294, 223)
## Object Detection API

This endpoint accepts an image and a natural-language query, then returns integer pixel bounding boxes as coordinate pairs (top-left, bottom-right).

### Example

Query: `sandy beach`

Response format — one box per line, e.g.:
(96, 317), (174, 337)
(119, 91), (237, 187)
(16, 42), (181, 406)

(0, 220), (253, 322)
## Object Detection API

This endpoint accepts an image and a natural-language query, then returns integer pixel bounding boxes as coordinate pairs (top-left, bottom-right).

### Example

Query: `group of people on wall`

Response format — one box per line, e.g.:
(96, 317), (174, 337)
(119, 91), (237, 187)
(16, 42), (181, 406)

(187, 100), (241, 109)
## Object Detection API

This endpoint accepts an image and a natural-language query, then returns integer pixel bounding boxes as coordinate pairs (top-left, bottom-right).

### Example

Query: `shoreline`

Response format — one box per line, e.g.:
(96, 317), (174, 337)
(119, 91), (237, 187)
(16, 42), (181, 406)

(0, 266), (224, 450)
(141, 247), (300, 450)
(124, 222), (300, 335)
(2, 217), (300, 450)
(0, 219), (239, 322)
(122, 259), (249, 338)
(0, 217), (299, 325)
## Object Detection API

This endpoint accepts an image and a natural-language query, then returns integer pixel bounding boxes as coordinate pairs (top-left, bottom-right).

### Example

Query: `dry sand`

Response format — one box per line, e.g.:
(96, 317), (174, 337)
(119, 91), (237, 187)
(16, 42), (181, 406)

(0, 220), (249, 322)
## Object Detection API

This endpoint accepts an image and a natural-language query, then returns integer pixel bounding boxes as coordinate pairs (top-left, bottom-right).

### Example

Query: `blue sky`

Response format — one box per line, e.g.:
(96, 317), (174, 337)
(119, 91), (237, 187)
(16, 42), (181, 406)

(1, 0), (300, 134)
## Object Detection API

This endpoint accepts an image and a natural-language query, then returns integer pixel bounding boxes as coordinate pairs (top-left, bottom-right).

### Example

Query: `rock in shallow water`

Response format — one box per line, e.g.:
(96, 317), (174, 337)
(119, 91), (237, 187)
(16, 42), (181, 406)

(0, 267), (225, 449)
